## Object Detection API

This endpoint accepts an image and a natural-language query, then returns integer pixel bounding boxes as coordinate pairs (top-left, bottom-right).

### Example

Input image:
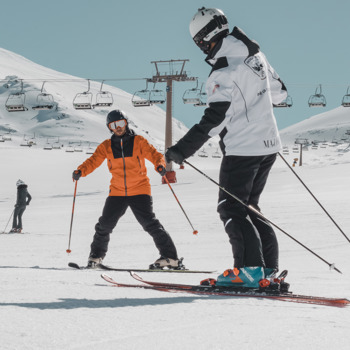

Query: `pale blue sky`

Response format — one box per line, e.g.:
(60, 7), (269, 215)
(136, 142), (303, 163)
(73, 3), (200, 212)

(1, 0), (349, 130)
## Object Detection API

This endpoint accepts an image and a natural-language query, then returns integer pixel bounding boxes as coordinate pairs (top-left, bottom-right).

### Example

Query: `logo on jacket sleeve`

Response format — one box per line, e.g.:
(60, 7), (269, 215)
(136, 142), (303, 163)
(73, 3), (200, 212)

(245, 55), (266, 80)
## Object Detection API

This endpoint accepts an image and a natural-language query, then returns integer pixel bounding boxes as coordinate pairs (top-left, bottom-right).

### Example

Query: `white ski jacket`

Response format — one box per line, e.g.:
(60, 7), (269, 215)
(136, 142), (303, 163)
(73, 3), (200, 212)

(176, 27), (287, 158)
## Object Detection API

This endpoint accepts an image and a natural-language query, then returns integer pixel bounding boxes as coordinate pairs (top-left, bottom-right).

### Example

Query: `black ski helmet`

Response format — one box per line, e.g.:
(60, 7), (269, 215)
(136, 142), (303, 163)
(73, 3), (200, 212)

(106, 109), (128, 130)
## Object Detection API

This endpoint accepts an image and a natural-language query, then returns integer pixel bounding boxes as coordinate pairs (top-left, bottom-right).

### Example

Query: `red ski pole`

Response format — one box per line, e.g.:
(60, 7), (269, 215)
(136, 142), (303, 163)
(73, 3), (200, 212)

(66, 180), (78, 253)
(163, 175), (198, 235)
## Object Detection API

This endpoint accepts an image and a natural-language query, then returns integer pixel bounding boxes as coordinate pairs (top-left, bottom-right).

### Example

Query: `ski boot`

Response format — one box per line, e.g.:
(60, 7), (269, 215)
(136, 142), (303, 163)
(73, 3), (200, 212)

(216, 267), (264, 289)
(9, 228), (17, 234)
(149, 257), (185, 270)
(87, 257), (103, 269)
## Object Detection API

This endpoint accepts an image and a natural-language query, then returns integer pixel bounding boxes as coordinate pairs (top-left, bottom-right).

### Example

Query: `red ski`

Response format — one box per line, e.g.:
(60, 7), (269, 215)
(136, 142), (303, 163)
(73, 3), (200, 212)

(101, 272), (350, 308)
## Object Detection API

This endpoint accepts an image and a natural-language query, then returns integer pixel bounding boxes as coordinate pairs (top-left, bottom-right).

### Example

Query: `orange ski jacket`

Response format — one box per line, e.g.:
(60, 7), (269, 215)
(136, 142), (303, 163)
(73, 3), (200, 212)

(78, 132), (166, 196)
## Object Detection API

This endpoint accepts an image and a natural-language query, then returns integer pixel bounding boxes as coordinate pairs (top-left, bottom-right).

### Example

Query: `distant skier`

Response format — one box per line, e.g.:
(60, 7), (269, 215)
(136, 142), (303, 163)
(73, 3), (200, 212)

(165, 8), (288, 288)
(10, 179), (32, 233)
(72, 110), (182, 269)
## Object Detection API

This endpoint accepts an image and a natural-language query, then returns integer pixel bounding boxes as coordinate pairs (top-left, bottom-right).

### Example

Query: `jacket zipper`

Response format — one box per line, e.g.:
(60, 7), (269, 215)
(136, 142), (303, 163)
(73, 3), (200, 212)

(120, 139), (127, 195)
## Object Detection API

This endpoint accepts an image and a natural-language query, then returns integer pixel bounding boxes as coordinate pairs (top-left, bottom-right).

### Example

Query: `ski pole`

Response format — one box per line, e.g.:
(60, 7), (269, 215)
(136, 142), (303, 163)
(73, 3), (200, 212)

(163, 175), (198, 235)
(184, 160), (342, 274)
(278, 152), (350, 244)
(2, 208), (15, 233)
(66, 180), (78, 253)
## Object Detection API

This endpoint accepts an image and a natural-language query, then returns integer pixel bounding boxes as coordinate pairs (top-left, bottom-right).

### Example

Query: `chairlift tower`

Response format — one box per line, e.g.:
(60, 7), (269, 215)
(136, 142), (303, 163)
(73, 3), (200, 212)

(148, 59), (196, 183)
(294, 138), (309, 166)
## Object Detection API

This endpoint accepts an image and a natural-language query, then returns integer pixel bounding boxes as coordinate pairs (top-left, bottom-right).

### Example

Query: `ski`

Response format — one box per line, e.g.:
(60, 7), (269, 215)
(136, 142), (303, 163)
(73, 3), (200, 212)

(101, 272), (350, 308)
(68, 262), (214, 274)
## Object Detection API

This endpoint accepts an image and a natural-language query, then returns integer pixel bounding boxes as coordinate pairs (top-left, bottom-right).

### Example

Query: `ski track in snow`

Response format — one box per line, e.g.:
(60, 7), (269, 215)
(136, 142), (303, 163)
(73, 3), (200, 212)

(0, 142), (350, 350)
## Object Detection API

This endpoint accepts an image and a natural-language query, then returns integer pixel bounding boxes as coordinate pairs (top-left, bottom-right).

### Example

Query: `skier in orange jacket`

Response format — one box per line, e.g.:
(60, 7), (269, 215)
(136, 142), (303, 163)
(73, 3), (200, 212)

(73, 110), (181, 269)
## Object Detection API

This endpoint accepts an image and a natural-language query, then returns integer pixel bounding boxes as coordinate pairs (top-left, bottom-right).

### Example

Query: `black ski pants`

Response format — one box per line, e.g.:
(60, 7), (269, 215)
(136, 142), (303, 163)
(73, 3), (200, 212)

(217, 153), (279, 269)
(90, 195), (178, 260)
(13, 205), (26, 229)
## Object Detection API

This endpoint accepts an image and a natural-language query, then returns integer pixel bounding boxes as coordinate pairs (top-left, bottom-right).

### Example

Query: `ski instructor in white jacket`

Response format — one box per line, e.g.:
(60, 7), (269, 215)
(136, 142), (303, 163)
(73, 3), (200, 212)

(165, 7), (288, 287)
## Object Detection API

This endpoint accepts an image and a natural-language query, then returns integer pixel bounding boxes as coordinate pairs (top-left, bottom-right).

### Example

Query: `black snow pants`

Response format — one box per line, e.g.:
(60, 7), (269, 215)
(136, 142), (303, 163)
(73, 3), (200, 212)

(217, 153), (279, 269)
(13, 205), (26, 229)
(89, 195), (178, 260)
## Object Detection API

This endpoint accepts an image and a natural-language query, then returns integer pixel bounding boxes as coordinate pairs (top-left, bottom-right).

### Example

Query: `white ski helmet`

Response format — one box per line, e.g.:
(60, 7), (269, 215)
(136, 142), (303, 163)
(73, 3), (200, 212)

(16, 179), (26, 187)
(189, 7), (229, 54)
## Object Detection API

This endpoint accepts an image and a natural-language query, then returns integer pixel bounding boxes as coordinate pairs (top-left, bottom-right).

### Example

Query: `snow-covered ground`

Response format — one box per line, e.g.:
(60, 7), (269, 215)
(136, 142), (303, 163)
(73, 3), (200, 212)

(0, 139), (349, 350)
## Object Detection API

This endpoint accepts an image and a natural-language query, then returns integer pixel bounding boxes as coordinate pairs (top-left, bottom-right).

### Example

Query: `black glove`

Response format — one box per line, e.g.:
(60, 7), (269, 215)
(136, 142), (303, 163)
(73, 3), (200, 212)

(165, 146), (185, 165)
(156, 165), (167, 176)
(72, 170), (82, 181)
(26, 201), (30, 206)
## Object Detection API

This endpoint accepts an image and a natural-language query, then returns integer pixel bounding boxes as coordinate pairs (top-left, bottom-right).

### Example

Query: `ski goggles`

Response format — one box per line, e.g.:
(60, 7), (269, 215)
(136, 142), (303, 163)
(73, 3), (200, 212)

(108, 120), (127, 129)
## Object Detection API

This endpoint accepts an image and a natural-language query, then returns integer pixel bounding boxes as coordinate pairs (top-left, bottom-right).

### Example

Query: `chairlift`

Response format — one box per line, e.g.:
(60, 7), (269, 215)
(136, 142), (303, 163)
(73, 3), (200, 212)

(282, 146), (289, 155)
(32, 81), (55, 110)
(93, 81), (113, 108)
(274, 95), (293, 108)
(341, 86), (350, 107)
(212, 148), (221, 158)
(183, 80), (201, 105)
(5, 79), (28, 112)
(198, 148), (208, 158)
(308, 85), (326, 107)
(149, 85), (165, 105)
(132, 81), (151, 107)
(43, 139), (53, 150)
(86, 143), (95, 154)
(194, 83), (207, 107)
(73, 79), (93, 109)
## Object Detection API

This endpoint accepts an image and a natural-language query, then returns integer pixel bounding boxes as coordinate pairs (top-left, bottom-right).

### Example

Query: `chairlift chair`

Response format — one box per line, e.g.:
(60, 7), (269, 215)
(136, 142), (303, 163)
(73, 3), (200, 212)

(183, 80), (201, 104)
(5, 80), (28, 112)
(198, 148), (208, 158)
(73, 79), (93, 110)
(93, 81), (113, 108)
(194, 83), (207, 107)
(149, 87), (165, 105)
(341, 86), (350, 107)
(308, 85), (326, 107)
(274, 95), (293, 108)
(32, 82), (55, 110)
(212, 149), (221, 158)
(132, 90), (151, 107)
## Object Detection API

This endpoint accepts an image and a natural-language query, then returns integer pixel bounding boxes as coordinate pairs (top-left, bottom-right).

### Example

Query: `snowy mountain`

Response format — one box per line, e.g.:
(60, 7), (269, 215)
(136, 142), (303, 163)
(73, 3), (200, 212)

(280, 106), (350, 145)
(0, 48), (189, 149)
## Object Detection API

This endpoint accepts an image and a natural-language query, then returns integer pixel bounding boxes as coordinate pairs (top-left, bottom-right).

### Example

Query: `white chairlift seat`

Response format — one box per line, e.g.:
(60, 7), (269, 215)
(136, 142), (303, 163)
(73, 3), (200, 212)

(94, 82), (114, 108)
(149, 89), (165, 105)
(212, 150), (222, 158)
(94, 91), (113, 108)
(274, 95), (293, 108)
(182, 88), (201, 104)
(198, 149), (208, 158)
(132, 90), (151, 107)
(73, 92), (93, 109)
(308, 85), (326, 107)
(5, 93), (27, 112)
(341, 87), (350, 107)
(32, 93), (55, 110)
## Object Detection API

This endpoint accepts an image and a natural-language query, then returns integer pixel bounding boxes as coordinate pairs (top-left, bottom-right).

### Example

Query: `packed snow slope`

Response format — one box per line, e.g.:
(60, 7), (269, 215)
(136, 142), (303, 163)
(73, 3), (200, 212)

(1, 47), (350, 350)
(280, 106), (350, 145)
(0, 140), (350, 350)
